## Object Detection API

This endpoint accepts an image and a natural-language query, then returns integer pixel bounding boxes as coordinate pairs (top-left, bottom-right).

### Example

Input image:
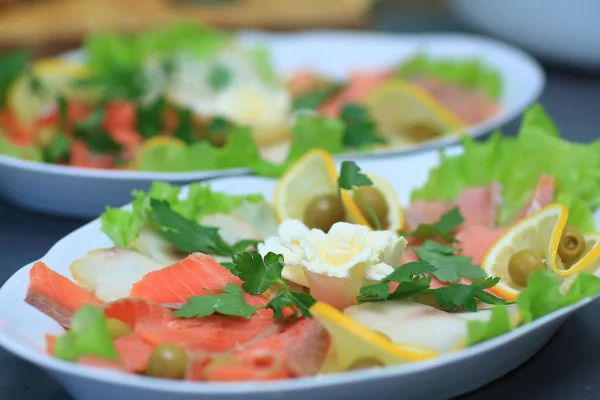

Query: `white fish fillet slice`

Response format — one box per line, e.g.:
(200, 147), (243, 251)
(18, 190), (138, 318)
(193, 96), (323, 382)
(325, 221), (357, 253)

(344, 300), (469, 353)
(69, 247), (166, 302)
(133, 226), (186, 265)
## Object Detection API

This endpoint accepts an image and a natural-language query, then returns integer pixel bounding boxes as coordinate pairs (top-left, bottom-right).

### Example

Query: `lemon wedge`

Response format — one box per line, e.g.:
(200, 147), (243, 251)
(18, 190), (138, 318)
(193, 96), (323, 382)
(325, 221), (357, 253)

(311, 301), (438, 373)
(7, 58), (89, 127)
(552, 232), (600, 276)
(342, 172), (405, 231)
(273, 149), (338, 222)
(482, 204), (568, 301)
(364, 79), (465, 145)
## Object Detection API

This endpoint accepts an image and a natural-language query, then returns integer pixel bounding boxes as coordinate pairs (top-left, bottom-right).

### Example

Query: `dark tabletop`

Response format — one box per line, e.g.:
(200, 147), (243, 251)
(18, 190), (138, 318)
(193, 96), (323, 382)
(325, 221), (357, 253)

(1, 2), (600, 400)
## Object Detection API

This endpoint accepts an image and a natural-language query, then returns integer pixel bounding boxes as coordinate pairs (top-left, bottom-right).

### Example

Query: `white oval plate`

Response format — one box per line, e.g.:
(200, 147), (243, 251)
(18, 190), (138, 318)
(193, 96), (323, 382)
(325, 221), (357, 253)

(0, 31), (544, 219)
(0, 151), (596, 400)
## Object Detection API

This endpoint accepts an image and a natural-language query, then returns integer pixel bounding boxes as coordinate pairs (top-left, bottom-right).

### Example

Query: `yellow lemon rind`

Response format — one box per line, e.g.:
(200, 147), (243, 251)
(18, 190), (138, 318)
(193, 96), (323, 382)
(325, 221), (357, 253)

(365, 79), (466, 131)
(310, 301), (438, 363)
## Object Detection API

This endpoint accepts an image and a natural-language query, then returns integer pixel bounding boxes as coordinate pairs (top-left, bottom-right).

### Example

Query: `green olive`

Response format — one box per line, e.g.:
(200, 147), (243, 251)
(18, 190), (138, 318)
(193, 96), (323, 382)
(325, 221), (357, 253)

(407, 123), (440, 142)
(146, 344), (188, 379)
(558, 225), (586, 263)
(346, 357), (384, 371)
(303, 194), (345, 231)
(355, 187), (388, 228)
(105, 318), (131, 341)
(508, 249), (546, 287)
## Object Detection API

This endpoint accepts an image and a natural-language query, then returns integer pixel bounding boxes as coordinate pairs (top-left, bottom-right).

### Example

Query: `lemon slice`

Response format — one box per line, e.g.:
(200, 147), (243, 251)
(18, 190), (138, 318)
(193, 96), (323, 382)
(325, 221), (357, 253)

(311, 301), (438, 372)
(365, 79), (465, 145)
(553, 232), (600, 276)
(8, 58), (89, 127)
(342, 173), (405, 231)
(482, 204), (568, 301)
(273, 149), (338, 221)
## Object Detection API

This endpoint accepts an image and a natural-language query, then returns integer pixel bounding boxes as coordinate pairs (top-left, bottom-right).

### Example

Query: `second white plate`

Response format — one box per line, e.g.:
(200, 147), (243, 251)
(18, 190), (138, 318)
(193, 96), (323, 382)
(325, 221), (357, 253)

(0, 31), (544, 218)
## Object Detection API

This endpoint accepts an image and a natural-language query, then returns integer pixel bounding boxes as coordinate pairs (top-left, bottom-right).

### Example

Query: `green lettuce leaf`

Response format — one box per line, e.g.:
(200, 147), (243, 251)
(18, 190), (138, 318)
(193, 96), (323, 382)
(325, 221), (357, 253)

(85, 22), (230, 75)
(465, 305), (513, 346)
(250, 115), (345, 177)
(411, 104), (600, 232)
(395, 54), (502, 99)
(466, 271), (600, 346)
(0, 51), (29, 107)
(54, 305), (119, 362)
(0, 134), (43, 162)
(517, 270), (600, 323)
(100, 181), (262, 248)
(137, 126), (259, 172)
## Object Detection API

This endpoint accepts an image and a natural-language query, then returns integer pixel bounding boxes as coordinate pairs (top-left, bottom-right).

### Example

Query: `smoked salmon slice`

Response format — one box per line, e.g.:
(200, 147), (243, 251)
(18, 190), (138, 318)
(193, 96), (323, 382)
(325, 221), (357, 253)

(456, 183), (502, 229)
(114, 333), (154, 373)
(320, 69), (392, 118)
(25, 261), (101, 328)
(514, 175), (555, 221)
(410, 76), (500, 125)
(103, 298), (175, 329)
(406, 183), (502, 231)
(202, 351), (289, 382)
(45, 334), (57, 356)
(134, 314), (280, 353)
(456, 225), (507, 266)
(78, 356), (127, 372)
(404, 200), (454, 231)
(234, 318), (329, 378)
(129, 253), (271, 310)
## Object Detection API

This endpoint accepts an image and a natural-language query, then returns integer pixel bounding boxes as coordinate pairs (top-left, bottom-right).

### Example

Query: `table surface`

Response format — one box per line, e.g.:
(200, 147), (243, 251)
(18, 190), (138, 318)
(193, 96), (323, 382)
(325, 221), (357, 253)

(1, 3), (600, 400)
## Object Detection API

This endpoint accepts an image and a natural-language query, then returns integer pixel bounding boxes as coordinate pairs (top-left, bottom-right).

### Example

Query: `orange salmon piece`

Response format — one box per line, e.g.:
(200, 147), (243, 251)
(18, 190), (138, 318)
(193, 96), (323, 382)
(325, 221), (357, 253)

(456, 183), (502, 229)
(404, 200), (454, 231)
(45, 334), (57, 356)
(70, 140), (114, 169)
(410, 76), (500, 125)
(0, 110), (35, 145)
(135, 314), (279, 353)
(286, 69), (322, 97)
(103, 298), (174, 330)
(235, 318), (328, 378)
(515, 175), (555, 221)
(114, 333), (154, 372)
(320, 69), (392, 117)
(456, 225), (507, 266)
(103, 101), (136, 131)
(78, 356), (127, 372)
(203, 353), (288, 382)
(129, 253), (271, 310)
(25, 261), (101, 328)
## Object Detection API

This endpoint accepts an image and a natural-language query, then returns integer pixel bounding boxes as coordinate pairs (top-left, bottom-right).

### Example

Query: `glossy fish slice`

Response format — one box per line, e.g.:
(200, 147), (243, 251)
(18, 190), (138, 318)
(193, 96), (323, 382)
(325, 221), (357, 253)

(25, 261), (101, 328)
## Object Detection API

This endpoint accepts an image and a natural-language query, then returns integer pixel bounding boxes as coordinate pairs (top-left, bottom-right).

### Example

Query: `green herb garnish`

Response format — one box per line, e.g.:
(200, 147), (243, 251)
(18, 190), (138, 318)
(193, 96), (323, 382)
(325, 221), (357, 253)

(401, 206), (464, 242)
(149, 199), (258, 256)
(340, 103), (387, 149)
(337, 161), (382, 230)
(208, 64), (232, 91)
(357, 261), (508, 312)
(175, 252), (316, 320)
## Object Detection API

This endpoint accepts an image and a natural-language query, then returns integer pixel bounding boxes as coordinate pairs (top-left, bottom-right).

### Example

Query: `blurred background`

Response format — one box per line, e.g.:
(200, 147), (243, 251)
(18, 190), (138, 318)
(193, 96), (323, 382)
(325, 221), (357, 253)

(1, 0), (598, 68)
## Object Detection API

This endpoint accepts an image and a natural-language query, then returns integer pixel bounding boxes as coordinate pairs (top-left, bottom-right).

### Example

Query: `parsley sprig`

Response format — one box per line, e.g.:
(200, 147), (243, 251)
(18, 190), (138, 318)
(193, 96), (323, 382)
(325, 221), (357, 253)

(174, 252), (316, 320)
(150, 199), (258, 257)
(400, 206), (464, 242)
(357, 260), (509, 311)
(340, 103), (387, 149)
(337, 161), (383, 230)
